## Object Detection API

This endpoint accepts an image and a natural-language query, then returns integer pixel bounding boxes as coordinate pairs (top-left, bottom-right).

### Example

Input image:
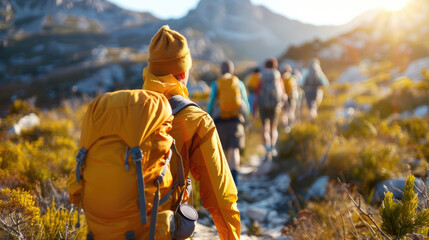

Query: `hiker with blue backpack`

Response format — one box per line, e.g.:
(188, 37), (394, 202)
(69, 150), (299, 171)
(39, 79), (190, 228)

(301, 58), (329, 121)
(207, 60), (250, 186)
(68, 25), (241, 240)
(256, 57), (286, 161)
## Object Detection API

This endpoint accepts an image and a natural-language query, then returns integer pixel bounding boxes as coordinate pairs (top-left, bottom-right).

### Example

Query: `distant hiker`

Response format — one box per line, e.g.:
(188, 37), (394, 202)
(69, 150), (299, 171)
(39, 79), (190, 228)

(256, 57), (286, 160)
(245, 67), (261, 116)
(281, 64), (299, 132)
(301, 58), (329, 121)
(141, 25), (240, 239)
(292, 68), (305, 123)
(207, 60), (250, 186)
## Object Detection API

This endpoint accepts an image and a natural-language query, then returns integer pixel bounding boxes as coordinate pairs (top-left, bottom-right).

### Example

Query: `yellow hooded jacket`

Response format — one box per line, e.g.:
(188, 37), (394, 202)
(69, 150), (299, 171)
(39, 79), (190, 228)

(142, 68), (241, 240)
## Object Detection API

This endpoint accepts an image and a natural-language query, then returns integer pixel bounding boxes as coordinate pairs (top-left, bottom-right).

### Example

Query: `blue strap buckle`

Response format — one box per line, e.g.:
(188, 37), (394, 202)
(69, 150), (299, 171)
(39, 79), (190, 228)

(75, 147), (87, 183)
(131, 147), (143, 163)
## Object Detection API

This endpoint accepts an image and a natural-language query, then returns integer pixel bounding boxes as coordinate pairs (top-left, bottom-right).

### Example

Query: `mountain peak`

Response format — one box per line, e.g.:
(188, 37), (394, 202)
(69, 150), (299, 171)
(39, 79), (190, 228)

(194, 0), (255, 22)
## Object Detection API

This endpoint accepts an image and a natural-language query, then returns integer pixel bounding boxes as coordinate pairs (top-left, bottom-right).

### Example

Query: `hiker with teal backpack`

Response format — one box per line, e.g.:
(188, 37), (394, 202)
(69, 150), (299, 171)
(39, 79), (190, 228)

(207, 60), (250, 186)
(301, 58), (329, 121)
(256, 57), (286, 161)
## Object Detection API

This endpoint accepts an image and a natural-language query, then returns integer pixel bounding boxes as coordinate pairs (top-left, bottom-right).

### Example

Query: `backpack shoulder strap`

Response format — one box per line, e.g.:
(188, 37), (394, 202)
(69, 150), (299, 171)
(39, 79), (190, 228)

(169, 95), (200, 115)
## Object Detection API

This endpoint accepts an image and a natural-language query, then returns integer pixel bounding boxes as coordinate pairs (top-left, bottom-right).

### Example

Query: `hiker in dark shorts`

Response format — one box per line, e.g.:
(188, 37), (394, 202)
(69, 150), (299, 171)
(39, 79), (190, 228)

(256, 58), (286, 160)
(207, 60), (250, 186)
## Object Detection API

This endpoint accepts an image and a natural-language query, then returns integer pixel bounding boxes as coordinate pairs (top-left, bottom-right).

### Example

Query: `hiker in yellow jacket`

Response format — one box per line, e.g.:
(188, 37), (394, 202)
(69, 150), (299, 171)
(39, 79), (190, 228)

(142, 25), (241, 240)
(281, 64), (299, 132)
(245, 67), (261, 116)
(207, 60), (250, 186)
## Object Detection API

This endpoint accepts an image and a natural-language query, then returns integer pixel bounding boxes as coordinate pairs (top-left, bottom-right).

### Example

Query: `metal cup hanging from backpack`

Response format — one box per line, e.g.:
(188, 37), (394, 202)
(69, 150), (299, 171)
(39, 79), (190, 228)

(172, 177), (198, 240)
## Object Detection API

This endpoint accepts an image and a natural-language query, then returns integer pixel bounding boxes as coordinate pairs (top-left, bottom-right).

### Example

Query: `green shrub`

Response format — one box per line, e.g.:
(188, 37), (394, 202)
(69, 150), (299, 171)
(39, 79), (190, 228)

(37, 201), (86, 240)
(380, 174), (429, 237)
(372, 83), (429, 119)
(394, 117), (428, 143)
(8, 99), (34, 115)
(0, 188), (40, 239)
(327, 139), (400, 198)
(341, 116), (378, 139)
(278, 123), (322, 163)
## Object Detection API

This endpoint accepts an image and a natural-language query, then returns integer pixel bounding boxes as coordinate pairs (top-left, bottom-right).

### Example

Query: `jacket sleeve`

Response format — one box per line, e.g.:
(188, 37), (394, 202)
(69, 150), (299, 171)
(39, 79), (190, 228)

(300, 69), (308, 87)
(320, 71), (329, 87)
(66, 167), (82, 206)
(238, 80), (250, 116)
(188, 116), (241, 240)
(206, 81), (218, 116)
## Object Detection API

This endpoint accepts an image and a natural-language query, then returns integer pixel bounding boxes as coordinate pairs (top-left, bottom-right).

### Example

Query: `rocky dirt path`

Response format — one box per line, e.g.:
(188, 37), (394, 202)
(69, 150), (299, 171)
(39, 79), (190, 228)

(192, 147), (292, 240)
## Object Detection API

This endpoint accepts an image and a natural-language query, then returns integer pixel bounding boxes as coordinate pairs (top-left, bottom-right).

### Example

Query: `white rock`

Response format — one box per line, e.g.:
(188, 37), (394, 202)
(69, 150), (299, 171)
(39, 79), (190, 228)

(402, 57), (429, 81)
(337, 66), (368, 83)
(414, 105), (429, 117)
(273, 174), (291, 193)
(10, 113), (41, 135)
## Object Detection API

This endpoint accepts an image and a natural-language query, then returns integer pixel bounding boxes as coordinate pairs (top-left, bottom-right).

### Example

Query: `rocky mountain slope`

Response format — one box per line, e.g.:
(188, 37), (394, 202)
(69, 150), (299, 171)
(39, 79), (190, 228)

(171, 0), (347, 61)
(2, 0), (426, 110)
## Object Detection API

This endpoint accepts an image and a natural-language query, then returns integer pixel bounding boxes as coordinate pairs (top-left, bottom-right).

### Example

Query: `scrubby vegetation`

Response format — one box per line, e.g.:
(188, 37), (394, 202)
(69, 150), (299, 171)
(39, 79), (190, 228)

(0, 99), (87, 239)
(276, 62), (429, 238)
(1, 59), (429, 239)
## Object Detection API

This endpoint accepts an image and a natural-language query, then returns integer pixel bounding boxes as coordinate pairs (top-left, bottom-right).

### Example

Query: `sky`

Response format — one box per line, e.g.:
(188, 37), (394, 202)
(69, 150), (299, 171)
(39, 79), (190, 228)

(107, 0), (409, 26)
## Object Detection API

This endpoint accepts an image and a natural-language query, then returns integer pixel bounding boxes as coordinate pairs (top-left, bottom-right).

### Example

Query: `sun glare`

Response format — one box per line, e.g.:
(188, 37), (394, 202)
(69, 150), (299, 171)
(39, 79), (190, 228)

(382, 0), (409, 11)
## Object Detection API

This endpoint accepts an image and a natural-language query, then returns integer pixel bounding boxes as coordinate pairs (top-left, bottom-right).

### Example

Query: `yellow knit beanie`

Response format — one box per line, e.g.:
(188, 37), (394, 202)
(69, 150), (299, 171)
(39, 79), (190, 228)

(148, 25), (192, 76)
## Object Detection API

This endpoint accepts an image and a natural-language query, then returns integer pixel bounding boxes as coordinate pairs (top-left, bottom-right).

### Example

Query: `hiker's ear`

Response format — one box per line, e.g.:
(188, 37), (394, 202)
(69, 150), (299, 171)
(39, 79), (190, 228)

(179, 72), (186, 80)
(174, 72), (185, 80)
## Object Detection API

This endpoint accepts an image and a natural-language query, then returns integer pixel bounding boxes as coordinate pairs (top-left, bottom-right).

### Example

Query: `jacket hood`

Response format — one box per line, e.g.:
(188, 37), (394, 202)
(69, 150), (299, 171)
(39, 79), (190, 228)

(142, 68), (189, 99)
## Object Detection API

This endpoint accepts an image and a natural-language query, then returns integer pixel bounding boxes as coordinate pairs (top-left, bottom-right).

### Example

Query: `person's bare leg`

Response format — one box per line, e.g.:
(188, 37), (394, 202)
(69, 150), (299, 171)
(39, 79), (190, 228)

(263, 118), (272, 160)
(263, 118), (271, 148)
(281, 108), (288, 127)
(226, 148), (232, 167)
(270, 117), (279, 157)
(289, 99), (297, 125)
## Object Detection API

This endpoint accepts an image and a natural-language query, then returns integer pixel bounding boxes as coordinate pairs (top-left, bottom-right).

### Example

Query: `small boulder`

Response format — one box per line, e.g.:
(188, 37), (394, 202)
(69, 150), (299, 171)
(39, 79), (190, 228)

(10, 113), (40, 135)
(305, 176), (330, 200)
(372, 177), (426, 203)
(246, 207), (269, 223)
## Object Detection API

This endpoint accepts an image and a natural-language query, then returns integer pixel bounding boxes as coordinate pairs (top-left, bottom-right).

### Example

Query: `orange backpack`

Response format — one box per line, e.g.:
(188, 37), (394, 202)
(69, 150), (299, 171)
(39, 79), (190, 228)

(67, 90), (196, 240)
(217, 74), (242, 119)
(246, 72), (260, 92)
(283, 74), (297, 96)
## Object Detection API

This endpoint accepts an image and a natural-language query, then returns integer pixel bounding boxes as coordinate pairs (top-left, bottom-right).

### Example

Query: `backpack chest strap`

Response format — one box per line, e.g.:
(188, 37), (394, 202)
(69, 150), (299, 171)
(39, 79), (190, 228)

(130, 147), (148, 225)
(75, 147), (88, 183)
